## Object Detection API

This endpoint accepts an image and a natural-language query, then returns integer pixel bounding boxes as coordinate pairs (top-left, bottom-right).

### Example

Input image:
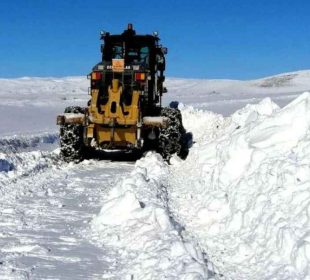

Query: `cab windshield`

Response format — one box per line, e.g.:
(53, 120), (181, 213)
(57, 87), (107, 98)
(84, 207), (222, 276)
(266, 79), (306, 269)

(103, 42), (150, 66)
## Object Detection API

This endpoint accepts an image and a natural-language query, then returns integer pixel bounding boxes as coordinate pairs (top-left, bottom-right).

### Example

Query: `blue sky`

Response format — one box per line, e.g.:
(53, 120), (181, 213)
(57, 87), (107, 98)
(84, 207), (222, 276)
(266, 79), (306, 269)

(0, 0), (309, 79)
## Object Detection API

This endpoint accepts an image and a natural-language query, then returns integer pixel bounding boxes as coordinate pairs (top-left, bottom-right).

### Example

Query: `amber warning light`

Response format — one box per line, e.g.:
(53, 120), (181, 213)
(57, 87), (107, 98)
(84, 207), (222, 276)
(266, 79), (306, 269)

(135, 73), (145, 81)
(91, 72), (102, 80)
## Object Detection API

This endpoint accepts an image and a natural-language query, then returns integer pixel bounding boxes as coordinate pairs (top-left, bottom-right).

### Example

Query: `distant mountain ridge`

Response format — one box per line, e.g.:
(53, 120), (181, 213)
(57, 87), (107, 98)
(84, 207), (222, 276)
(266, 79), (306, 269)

(254, 70), (310, 88)
(1, 69), (309, 83)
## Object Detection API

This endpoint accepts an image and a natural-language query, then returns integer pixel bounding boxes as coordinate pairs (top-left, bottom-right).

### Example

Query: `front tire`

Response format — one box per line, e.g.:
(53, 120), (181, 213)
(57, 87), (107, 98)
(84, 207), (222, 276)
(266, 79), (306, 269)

(59, 106), (86, 163)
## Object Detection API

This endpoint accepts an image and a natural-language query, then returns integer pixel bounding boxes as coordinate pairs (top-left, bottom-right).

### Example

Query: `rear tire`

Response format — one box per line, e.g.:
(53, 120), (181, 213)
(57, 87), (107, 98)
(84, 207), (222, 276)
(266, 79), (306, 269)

(60, 106), (86, 163)
(158, 107), (188, 161)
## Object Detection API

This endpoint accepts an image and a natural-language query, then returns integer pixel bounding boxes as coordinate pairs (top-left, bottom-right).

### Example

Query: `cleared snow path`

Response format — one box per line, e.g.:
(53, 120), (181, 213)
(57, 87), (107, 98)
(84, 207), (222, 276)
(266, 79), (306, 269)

(0, 153), (133, 279)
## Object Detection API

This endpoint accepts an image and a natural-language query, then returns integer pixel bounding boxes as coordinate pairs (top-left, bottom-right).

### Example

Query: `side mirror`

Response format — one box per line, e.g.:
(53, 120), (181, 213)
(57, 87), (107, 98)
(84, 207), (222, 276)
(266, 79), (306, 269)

(161, 47), (168, 55)
(157, 55), (165, 71)
(158, 62), (165, 71)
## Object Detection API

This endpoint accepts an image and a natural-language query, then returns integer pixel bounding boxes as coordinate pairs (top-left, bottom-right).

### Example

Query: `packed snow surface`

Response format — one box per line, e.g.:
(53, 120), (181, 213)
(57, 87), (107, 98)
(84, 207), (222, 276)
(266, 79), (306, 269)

(1, 70), (310, 279)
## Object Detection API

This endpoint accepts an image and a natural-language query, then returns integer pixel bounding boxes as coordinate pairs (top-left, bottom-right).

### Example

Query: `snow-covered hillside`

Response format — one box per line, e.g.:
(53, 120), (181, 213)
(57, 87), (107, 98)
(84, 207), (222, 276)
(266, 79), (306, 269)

(1, 71), (310, 279)
(167, 70), (310, 115)
(0, 77), (88, 136)
(0, 70), (309, 135)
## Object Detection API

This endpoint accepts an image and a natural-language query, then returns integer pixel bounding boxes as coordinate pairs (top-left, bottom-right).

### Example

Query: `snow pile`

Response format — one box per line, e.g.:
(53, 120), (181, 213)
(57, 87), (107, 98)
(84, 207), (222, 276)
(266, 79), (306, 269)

(179, 103), (227, 144)
(0, 150), (59, 195)
(0, 132), (60, 201)
(91, 153), (212, 279)
(169, 92), (310, 279)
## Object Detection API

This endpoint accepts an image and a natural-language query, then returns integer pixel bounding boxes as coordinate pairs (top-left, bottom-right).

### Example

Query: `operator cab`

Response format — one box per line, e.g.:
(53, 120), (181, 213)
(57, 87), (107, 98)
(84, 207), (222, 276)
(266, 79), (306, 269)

(100, 24), (157, 70)
(91, 24), (167, 113)
(102, 40), (151, 67)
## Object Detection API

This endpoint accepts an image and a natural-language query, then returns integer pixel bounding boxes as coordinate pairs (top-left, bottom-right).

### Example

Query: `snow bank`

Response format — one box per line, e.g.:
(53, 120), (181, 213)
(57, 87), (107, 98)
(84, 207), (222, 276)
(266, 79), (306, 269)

(0, 149), (59, 200)
(0, 132), (60, 193)
(169, 92), (310, 279)
(0, 132), (59, 153)
(91, 153), (212, 279)
(178, 103), (227, 144)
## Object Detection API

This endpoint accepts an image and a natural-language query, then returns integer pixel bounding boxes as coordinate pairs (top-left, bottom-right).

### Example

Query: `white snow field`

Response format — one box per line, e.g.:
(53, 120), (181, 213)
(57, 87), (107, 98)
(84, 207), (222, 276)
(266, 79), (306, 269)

(0, 70), (310, 279)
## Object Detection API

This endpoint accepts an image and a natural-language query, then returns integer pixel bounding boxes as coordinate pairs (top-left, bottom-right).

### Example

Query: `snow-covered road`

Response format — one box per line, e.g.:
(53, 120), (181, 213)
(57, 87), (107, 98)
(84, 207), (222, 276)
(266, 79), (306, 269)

(0, 145), (134, 279)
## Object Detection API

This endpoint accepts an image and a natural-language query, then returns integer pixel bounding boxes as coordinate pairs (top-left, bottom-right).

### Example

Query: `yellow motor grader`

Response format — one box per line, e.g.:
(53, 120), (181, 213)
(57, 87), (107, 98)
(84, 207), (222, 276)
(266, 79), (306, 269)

(57, 24), (188, 162)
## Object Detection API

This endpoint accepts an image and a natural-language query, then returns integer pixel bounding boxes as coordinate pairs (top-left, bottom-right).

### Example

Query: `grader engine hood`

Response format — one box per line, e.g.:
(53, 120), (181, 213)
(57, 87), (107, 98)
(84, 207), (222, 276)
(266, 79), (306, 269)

(89, 78), (140, 126)
(86, 76), (141, 148)
(84, 75), (167, 149)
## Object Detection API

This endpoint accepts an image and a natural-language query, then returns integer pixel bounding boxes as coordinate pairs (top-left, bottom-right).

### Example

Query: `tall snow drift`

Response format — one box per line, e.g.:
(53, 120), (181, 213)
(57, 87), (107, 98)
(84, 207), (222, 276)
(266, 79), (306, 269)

(169, 92), (310, 279)
(91, 153), (211, 279)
